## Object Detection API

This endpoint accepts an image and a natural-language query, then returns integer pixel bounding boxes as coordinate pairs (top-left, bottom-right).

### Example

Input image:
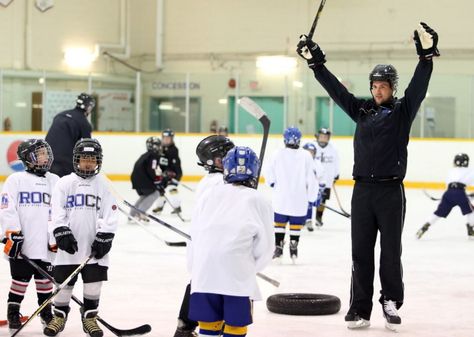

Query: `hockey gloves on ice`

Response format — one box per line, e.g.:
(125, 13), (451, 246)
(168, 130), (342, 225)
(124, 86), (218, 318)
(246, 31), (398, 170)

(53, 226), (78, 254)
(296, 35), (326, 69)
(91, 232), (115, 259)
(413, 22), (440, 59)
(3, 230), (24, 258)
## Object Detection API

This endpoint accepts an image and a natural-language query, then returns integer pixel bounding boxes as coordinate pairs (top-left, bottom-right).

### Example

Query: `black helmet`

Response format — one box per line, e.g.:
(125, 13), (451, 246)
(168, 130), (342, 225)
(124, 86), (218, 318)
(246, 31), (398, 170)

(369, 64), (398, 91)
(73, 138), (103, 178)
(76, 93), (96, 113)
(196, 135), (235, 172)
(315, 127), (331, 148)
(146, 136), (162, 154)
(454, 153), (469, 167)
(162, 128), (175, 138)
(17, 139), (53, 176)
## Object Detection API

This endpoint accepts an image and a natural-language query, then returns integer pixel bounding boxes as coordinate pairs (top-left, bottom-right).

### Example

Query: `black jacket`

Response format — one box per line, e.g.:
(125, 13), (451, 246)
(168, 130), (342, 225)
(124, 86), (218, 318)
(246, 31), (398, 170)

(312, 60), (433, 180)
(45, 108), (92, 177)
(131, 151), (171, 194)
(162, 144), (183, 181)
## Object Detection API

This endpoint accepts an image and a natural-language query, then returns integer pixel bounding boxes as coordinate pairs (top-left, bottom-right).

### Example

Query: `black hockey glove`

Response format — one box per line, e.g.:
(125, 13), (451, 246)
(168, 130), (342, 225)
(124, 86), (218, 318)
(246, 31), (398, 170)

(53, 226), (78, 255)
(154, 181), (166, 196)
(91, 232), (115, 259)
(3, 230), (24, 259)
(296, 35), (326, 69)
(413, 22), (440, 60)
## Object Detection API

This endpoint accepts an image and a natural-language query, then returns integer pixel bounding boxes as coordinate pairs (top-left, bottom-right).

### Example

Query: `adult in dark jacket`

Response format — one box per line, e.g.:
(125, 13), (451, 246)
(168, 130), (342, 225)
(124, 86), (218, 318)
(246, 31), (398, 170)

(45, 93), (94, 177)
(130, 137), (171, 220)
(153, 128), (183, 214)
(297, 22), (439, 331)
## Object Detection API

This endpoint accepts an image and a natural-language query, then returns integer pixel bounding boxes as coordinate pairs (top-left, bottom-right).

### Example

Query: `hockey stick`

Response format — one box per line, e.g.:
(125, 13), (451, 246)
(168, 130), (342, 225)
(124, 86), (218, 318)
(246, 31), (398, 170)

(171, 178), (195, 192)
(332, 184), (351, 217)
(422, 189), (441, 201)
(238, 97), (271, 188)
(321, 203), (350, 218)
(307, 0), (327, 40)
(20, 254), (152, 336)
(11, 254), (94, 337)
(118, 206), (186, 247)
(161, 194), (190, 223)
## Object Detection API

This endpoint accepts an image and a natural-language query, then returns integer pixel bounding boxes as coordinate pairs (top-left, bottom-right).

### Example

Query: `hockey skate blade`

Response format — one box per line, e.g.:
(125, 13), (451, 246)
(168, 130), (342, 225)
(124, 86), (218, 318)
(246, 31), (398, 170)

(291, 255), (297, 265)
(385, 321), (400, 332)
(347, 319), (370, 329)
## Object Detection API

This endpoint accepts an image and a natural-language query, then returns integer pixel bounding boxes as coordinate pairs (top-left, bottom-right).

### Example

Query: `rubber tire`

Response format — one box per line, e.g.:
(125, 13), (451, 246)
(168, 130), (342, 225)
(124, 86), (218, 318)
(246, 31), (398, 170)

(266, 293), (341, 315)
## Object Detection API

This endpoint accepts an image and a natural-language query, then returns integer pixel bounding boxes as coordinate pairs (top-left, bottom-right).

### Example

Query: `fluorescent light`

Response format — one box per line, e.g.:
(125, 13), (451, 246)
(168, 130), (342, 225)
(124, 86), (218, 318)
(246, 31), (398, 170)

(15, 102), (27, 108)
(64, 47), (97, 69)
(218, 98), (228, 104)
(293, 81), (303, 88)
(256, 56), (297, 75)
(159, 103), (173, 110)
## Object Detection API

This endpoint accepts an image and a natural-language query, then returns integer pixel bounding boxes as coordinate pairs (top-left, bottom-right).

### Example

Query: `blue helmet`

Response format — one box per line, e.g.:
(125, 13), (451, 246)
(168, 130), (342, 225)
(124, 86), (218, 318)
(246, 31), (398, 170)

(283, 126), (302, 147)
(223, 146), (260, 186)
(303, 142), (317, 152)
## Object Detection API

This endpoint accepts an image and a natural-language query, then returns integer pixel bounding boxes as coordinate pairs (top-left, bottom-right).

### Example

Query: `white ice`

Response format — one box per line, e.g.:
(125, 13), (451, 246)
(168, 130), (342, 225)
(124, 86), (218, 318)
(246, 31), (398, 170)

(0, 182), (473, 337)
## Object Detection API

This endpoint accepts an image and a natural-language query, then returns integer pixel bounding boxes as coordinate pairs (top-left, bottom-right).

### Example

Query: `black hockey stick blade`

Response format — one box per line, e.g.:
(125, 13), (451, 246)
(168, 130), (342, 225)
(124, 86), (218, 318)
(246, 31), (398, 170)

(321, 203), (350, 218)
(308, 0), (327, 40)
(422, 189), (441, 201)
(118, 207), (186, 247)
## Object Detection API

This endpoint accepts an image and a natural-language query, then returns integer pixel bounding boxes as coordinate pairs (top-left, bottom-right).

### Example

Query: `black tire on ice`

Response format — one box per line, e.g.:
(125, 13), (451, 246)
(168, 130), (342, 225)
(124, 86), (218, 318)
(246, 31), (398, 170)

(266, 293), (341, 315)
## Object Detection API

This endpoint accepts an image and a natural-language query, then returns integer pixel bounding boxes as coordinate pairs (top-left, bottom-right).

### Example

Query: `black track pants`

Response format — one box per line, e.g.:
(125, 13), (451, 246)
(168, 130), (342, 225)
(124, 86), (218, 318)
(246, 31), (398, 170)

(347, 180), (405, 320)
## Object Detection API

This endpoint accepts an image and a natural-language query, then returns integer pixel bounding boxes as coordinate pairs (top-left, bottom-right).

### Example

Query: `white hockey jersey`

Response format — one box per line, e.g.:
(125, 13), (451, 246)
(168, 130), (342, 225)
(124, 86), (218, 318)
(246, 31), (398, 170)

(188, 183), (274, 300)
(0, 171), (59, 261)
(445, 167), (474, 186)
(264, 147), (318, 216)
(195, 172), (224, 200)
(314, 142), (340, 188)
(50, 173), (118, 267)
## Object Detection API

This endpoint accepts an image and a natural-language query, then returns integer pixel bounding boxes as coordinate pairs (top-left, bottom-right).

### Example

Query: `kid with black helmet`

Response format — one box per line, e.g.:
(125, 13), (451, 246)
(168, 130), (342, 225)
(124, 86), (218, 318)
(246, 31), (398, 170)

(0, 139), (58, 332)
(297, 21), (439, 330)
(45, 138), (118, 337)
(417, 153), (474, 239)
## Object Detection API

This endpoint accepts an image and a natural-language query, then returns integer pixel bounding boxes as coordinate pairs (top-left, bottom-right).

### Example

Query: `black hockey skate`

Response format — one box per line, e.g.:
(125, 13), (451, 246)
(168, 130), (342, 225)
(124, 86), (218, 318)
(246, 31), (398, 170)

(382, 299), (401, 331)
(7, 302), (22, 331)
(44, 308), (69, 336)
(273, 242), (284, 259)
(305, 219), (314, 232)
(315, 215), (323, 228)
(416, 223), (430, 239)
(171, 206), (182, 214)
(39, 303), (53, 327)
(345, 312), (370, 329)
(289, 240), (298, 263)
(467, 224), (474, 237)
(152, 206), (164, 214)
(81, 309), (103, 337)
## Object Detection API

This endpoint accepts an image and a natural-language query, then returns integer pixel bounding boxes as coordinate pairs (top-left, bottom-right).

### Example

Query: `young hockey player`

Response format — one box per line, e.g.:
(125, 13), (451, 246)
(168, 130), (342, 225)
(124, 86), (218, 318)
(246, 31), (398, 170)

(173, 134), (235, 337)
(302, 142), (325, 231)
(0, 139), (58, 331)
(130, 136), (171, 220)
(313, 128), (340, 227)
(187, 146), (274, 337)
(264, 127), (318, 262)
(44, 138), (118, 337)
(153, 128), (183, 214)
(417, 153), (474, 239)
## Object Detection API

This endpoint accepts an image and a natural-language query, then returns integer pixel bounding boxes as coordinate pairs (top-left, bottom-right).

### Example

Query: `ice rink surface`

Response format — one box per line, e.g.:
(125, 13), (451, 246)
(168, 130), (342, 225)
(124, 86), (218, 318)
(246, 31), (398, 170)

(0, 181), (473, 337)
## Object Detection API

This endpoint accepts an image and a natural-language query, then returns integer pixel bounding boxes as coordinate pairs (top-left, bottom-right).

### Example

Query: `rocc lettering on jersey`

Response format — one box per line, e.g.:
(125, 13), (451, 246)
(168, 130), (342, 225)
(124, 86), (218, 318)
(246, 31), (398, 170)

(66, 194), (101, 210)
(19, 191), (51, 205)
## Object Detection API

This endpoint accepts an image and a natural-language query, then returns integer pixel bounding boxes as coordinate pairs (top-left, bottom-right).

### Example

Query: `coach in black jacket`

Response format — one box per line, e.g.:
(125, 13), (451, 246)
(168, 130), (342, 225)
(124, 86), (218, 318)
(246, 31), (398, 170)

(45, 93), (94, 177)
(297, 22), (439, 330)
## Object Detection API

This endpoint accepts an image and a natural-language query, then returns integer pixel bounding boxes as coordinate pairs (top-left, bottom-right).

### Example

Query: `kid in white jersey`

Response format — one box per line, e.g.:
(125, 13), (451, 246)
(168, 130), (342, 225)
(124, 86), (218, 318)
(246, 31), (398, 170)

(265, 127), (318, 261)
(173, 134), (235, 337)
(44, 138), (118, 337)
(0, 139), (58, 331)
(417, 153), (474, 239)
(314, 128), (340, 227)
(187, 146), (273, 337)
(302, 142), (325, 232)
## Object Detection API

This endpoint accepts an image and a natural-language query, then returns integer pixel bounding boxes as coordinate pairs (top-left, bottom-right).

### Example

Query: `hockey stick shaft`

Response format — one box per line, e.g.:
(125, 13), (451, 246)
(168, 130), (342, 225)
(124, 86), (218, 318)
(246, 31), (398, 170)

(321, 203), (350, 218)
(332, 184), (351, 216)
(20, 254), (151, 336)
(118, 206), (186, 247)
(171, 178), (195, 192)
(11, 255), (94, 337)
(161, 194), (188, 223)
(308, 0), (327, 40)
(422, 189), (441, 201)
